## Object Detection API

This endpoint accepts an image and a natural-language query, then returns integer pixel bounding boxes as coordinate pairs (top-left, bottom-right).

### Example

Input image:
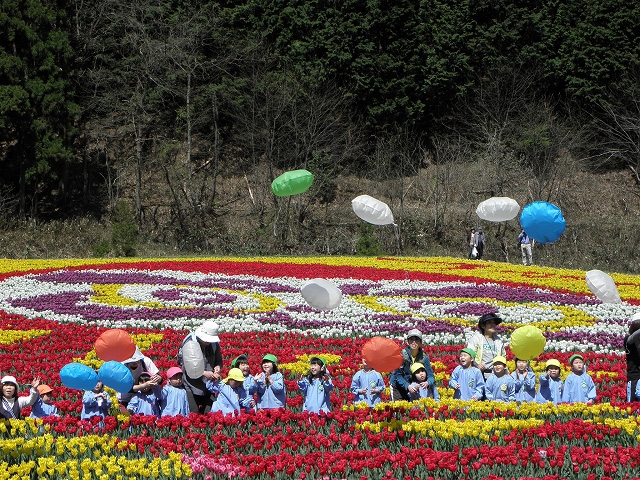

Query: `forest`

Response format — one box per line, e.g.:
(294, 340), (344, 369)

(1, 0), (640, 268)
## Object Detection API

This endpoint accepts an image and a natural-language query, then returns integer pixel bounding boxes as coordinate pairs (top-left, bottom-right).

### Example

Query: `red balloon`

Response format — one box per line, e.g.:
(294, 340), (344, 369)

(361, 337), (403, 373)
(94, 329), (136, 362)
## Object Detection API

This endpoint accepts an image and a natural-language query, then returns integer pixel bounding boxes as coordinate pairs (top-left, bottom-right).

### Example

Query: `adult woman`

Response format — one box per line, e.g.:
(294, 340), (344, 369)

(389, 329), (435, 401)
(467, 313), (507, 380)
(177, 321), (223, 413)
(117, 347), (162, 408)
(625, 313), (640, 401)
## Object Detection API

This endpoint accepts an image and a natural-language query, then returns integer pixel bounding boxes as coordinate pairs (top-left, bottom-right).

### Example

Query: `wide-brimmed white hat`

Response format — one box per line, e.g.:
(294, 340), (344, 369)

(195, 321), (220, 343)
(122, 347), (145, 364)
(1, 375), (18, 387)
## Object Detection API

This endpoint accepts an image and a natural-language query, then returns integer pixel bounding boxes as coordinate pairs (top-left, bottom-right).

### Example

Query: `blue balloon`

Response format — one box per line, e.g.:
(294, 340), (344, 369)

(99, 361), (134, 393)
(519, 201), (566, 244)
(60, 363), (99, 391)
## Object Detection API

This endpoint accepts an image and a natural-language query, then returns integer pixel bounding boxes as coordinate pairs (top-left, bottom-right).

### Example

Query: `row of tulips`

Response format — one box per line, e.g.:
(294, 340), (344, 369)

(1, 256), (640, 479)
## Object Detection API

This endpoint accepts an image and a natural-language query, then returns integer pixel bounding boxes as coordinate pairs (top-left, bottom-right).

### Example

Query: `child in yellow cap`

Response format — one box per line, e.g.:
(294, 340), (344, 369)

(536, 359), (563, 405)
(484, 356), (515, 402)
(206, 368), (251, 416)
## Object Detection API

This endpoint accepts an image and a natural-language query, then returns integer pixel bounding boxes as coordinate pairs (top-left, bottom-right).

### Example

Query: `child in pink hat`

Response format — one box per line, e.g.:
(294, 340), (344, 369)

(160, 367), (190, 417)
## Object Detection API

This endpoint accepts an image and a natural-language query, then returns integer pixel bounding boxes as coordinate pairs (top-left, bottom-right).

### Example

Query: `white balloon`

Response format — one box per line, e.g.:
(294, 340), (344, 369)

(585, 270), (621, 304)
(351, 195), (395, 225)
(476, 197), (520, 222)
(181, 340), (205, 378)
(301, 278), (343, 310)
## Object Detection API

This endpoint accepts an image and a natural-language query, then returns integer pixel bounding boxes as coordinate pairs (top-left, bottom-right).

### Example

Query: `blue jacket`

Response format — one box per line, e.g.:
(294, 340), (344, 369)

(206, 380), (252, 416)
(160, 384), (190, 417)
(536, 374), (563, 405)
(127, 387), (161, 416)
(562, 372), (596, 404)
(30, 399), (58, 419)
(81, 390), (111, 420)
(255, 372), (287, 409)
(351, 369), (385, 406)
(390, 347), (435, 393)
(485, 374), (516, 402)
(511, 370), (537, 402)
(449, 365), (484, 400)
(298, 376), (334, 414)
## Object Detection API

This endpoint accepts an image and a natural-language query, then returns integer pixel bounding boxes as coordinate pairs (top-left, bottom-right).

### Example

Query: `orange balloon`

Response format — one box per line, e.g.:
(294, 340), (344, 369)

(361, 337), (403, 373)
(94, 329), (136, 362)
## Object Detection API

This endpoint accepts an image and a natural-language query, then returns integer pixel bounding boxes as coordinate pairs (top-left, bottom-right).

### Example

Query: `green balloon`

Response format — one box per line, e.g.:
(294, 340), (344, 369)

(271, 170), (314, 197)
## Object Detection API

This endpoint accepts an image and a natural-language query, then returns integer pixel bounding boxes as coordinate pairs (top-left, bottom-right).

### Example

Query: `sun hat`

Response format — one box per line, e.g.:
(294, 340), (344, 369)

(492, 355), (507, 366)
(194, 321), (220, 343)
(568, 354), (584, 365)
(406, 329), (423, 342)
(545, 359), (561, 370)
(123, 347), (145, 364)
(167, 367), (183, 379)
(460, 348), (476, 359)
(410, 363), (426, 374)
(223, 368), (245, 383)
(231, 355), (249, 368)
(1, 375), (18, 387)
(37, 384), (54, 395)
(478, 313), (502, 326)
(262, 354), (278, 364)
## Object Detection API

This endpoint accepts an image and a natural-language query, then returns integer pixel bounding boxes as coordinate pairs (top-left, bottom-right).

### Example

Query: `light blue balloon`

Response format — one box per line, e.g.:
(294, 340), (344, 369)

(99, 361), (134, 393)
(519, 201), (566, 244)
(60, 363), (99, 391)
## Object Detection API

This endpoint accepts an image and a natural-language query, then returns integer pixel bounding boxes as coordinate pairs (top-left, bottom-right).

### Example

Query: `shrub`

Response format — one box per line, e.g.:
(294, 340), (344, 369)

(111, 201), (138, 257)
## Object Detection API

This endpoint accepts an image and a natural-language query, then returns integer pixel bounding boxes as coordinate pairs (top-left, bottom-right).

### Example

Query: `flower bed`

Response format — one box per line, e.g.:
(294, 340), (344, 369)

(1, 257), (640, 480)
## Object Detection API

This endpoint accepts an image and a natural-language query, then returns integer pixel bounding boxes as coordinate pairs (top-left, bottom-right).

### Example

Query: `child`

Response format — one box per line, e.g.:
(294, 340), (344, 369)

(536, 359), (564, 405)
(81, 380), (111, 424)
(467, 313), (507, 380)
(297, 357), (334, 414)
(232, 354), (257, 412)
(30, 384), (59, 419)
(484, 356), (516, 402)
(448, 348), (484, 401)
(206, 368), (251, 416)
(0, 376), (40, 420)
(160, 367), (190, 417)
(511, 357), (537, 403)
(253, 354), (287, 409)
(351, 358), (385, 406)
(408, 363), (439, 401)
(127, 372), (161, 416)
(562, 354), (596, 404)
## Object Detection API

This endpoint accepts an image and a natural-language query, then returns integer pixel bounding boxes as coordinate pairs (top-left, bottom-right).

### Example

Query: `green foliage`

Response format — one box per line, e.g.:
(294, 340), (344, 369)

(111, 201), (138, 257)
(92, 240), (111, 258)
(355, 222), (383, 256)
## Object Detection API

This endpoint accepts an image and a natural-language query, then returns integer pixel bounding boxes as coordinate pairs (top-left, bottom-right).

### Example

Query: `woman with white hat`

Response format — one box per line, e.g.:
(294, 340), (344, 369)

(178, 320), (223, 413)
(0, 375), (40, 420)
(389, 329), (435, 401)
(117, 347), (161, 409)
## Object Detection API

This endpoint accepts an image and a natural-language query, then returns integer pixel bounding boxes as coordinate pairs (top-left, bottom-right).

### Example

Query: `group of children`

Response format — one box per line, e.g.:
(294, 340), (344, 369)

(449, 348), (596, 404)
(1, 347), (598, 424)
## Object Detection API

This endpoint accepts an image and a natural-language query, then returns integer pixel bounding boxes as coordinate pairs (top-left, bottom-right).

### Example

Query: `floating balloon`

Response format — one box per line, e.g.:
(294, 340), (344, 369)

(585, 270), (621, 304)
(352, 195), (395, 226)
(510, 325), (546, 360)
(94, 329), (136, 362)
(300, 279), (342, 310)
(476, 197), (520, 222)
(361, 337), (403, 373)
(271, 169), (314, 197)
(519, 201), (566, 244)
(59, 363), (99, 391)
(181, 340), (205, 379)
(98, 361), (134, 393)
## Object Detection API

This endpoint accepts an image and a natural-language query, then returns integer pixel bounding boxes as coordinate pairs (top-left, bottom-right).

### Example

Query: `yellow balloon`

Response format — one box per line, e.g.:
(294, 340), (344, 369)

(510, 325), (546, 360)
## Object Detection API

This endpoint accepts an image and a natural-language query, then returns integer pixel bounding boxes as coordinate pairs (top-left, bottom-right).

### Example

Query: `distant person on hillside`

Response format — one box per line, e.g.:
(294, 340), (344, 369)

(474, 227), (485, 259)
(467, 228), (477, 259)
(625, 313), (640, 402)
(518, 229), (533, 266)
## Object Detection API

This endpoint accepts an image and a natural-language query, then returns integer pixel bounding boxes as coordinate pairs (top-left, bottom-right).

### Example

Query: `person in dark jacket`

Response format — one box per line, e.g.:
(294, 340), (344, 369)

(625, 313), (640, 401)
(390, 329), (435, 401)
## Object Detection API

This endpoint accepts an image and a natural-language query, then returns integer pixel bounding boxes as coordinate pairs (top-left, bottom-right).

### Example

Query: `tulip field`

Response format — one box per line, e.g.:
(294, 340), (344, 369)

(2, 256), (640, 480)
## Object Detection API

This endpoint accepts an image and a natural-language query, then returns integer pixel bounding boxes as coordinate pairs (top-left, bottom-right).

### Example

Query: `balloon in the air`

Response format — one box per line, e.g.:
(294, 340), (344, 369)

(585, 270), (621, 304)
(301, 278), (342, 310)
(510, 326), (546, 360)
(361, 337), (403, 373)
(94, 329), (136, 362)
(60, 363), (100, 391)
(476, 197), (520, 222)
(271, 170), (314, 197)
(352, 195), (395, 225)
(181, 340), (205, 379)
(98, 361), (134, 393)
(519, 201), (566, 244)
